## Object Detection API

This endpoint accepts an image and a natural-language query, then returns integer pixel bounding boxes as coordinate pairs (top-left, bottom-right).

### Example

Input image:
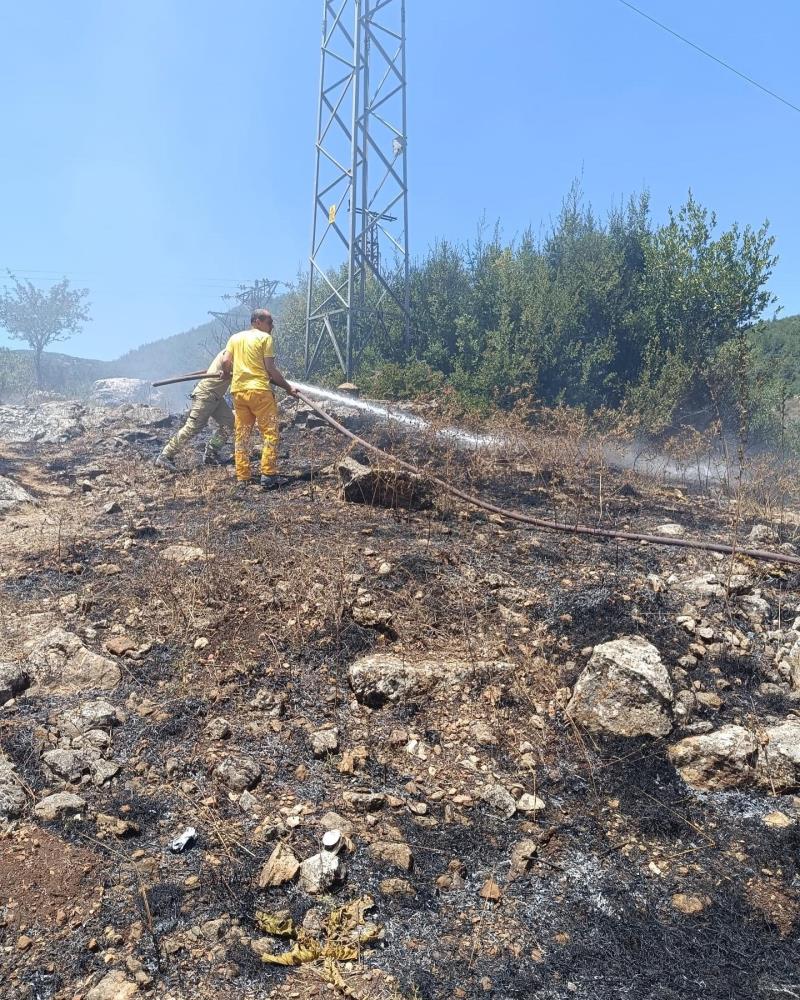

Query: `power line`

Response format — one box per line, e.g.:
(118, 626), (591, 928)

(617, 0), (800, 116)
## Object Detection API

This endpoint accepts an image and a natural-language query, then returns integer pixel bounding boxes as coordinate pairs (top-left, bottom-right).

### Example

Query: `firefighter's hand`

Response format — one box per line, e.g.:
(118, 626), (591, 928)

(285, 384), (300, 398)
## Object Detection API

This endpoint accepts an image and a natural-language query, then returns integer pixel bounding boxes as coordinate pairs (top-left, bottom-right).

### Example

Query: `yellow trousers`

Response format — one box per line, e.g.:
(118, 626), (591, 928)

(233, 388), (278, 481)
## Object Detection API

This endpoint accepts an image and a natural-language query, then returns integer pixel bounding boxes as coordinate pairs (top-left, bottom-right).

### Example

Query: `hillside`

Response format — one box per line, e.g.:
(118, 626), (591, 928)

(752, 313), (800, 391)
(0, 293), (289, 404)
(112, 318), (225, 381)
(1, 395), (799, 999)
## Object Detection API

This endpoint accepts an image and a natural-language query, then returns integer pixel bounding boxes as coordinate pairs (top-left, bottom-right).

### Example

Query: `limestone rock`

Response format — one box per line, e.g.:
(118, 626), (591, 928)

(90, 378), (162, 407)
(348, 653), (469, 706)
(479, 783), (517, 819)
(763, 811), (793, 829)
(759, 719), (800, 792)
(26, 629), (120, 693)
(368, 840), (413, 871)
(338, 456), (433, 510)
(509, 839), (538, 877)
(380, 877), (415, 896)
(311, 728), (339, 757)
(786, 638), (800, 692)
(205, 717), (232, 741)
(321, 811), (353, 837)
(0, 401), (86, 443)
(57, 700), (124, 738)
(104, 636), (137, 657)
(656, 523), (685, 537)
(42, 749), (90, 783)
(667, 725), (758, 791)
(96, 813), (140, 838)
(516, 793), (546, 813)
(0, 475), (34, 511)
(672, 893), (711, 915)
(748, 524), (778, 546)
(91, 760), (121, 785)
(34, 791), (87, 822)
(478, 879), (502, 902)
(679, 574), (726, 599)
(0, 662), (30, 705)
(0, 752), (26, 819)
(258, 842), (300, 888)
(470, 721), (497, 745)
(299, 850), (342, 894)
(567, 637), (674, 738)
(160, 544), (209, 564)
(86, 970), (140, 1000)
(214, 755), (261, 792)
(342, 790), (385, 812)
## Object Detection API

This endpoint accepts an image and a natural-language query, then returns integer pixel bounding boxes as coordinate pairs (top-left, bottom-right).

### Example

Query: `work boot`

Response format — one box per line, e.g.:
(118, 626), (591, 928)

(154, 453), (178, 472)
(260, 474), (291, 490)
(233, 479), (252, 497)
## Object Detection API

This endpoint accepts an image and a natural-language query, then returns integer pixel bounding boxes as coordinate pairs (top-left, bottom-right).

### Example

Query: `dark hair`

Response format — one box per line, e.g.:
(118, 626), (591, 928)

(251, 308), (273, 326)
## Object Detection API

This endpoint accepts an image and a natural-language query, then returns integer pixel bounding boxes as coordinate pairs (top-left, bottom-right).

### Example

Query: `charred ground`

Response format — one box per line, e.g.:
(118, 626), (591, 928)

(1, 399), (799, 1000)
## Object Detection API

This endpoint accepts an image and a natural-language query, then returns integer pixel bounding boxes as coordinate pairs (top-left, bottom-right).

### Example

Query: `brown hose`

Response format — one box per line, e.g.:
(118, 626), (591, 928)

(296, 390), (800, 569)
(152, 372), (225, 388)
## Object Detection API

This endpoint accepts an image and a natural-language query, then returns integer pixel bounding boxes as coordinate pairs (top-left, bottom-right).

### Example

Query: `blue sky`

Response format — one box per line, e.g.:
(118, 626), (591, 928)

(1, 0), (798, 361)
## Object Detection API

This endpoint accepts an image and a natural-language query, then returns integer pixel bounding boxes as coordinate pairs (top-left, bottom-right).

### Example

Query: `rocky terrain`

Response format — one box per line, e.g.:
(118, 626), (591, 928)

(1, 397), (799, 1000)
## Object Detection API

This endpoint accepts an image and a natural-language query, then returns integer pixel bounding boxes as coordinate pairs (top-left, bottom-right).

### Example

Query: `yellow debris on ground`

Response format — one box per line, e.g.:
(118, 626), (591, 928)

(255, 895), (382, 978)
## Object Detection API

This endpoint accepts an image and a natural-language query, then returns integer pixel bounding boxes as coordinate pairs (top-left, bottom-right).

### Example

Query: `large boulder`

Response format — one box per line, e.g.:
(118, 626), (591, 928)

(90, 378), (162, 407)
(25, 629), (121, 693)
(0, 475), (34, 512)
(667, 725), (759, 791)
(338, 456), (433, 510)
(348, 653), (475, 706)
(567, 637), (674, 738)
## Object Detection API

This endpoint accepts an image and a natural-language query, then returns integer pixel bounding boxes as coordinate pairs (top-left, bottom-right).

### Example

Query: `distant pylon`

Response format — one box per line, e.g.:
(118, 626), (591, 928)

(304, 0), (411, 379)
(209, 278), (285, 335)
(208, 278), (286, 350)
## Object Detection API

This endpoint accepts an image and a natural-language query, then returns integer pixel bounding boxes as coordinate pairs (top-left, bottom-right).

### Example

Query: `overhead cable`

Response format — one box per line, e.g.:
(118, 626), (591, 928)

(617, 0), (800, 116)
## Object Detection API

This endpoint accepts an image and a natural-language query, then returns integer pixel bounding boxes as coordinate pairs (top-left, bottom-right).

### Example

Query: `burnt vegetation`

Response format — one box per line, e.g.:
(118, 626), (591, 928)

(1, 398), (799, 1000)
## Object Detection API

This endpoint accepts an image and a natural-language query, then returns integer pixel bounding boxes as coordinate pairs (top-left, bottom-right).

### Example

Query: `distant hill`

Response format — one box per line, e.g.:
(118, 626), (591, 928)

(752, 313), (800, 391)
(0, 348), (106, 400)
(112, 318), (223, 381)
(0, 294), (289, 407)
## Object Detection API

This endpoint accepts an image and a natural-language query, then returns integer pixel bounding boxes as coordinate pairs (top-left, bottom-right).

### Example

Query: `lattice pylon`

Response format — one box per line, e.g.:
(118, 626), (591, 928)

(304, 0), (411, 380)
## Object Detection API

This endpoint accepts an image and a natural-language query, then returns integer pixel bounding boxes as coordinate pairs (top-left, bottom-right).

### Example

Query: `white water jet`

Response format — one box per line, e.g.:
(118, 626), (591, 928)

(293, 381), (505, 450)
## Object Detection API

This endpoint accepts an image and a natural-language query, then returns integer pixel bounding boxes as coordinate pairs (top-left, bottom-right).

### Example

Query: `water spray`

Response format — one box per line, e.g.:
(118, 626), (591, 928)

(292, 381), (503, 450)
(294, 389), (800, 570)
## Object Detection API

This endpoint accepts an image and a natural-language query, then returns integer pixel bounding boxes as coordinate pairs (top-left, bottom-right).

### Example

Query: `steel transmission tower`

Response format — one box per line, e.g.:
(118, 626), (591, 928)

(208, 279), (286, 351)
(304, 0), (411, 380)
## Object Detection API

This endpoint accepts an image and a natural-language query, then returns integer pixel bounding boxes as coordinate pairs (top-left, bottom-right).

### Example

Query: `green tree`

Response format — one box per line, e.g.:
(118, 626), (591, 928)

(631, 194), (777, 431)
(0, 271), (91, 387)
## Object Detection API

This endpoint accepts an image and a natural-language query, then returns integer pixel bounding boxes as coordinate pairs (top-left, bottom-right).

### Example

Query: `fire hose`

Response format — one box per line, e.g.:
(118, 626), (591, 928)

(295, 390), (800, 570)
(152, 371), (225, 388)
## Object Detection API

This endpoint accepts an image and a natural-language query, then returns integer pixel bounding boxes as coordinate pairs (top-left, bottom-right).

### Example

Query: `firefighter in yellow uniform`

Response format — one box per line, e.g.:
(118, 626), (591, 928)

(221, 308), (298, 490)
